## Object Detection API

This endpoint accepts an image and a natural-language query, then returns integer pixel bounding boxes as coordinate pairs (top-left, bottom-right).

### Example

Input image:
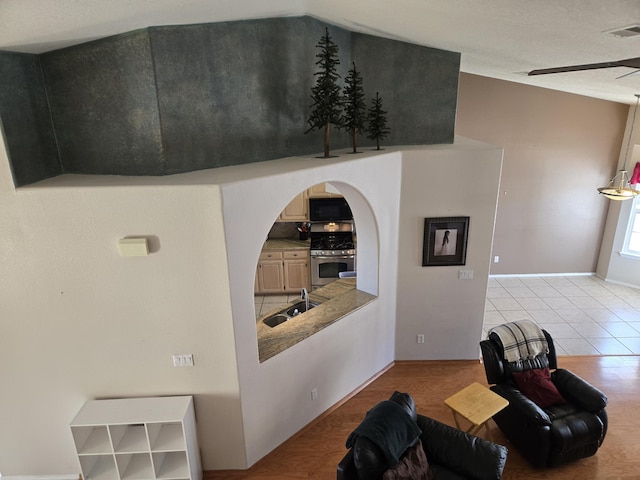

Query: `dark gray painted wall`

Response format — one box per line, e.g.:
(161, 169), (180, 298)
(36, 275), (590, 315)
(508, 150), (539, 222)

(0, 51), (61, 185)
(352, 33), (459, 145)
(42, 30), (164, 175)
(0, 16), (460, 186)
(150, 17), (352, 173)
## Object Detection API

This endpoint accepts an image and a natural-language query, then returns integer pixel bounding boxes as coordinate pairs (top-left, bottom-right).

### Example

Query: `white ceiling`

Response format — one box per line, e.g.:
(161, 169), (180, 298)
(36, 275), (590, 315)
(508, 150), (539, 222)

(3, 0), (640, 104)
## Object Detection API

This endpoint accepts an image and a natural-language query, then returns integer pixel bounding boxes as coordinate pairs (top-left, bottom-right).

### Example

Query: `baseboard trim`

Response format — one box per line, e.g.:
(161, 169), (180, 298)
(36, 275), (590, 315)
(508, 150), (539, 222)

(596, 276), (640, 289)
(490, 272), (595, 278)
(0, 476), (80, 480)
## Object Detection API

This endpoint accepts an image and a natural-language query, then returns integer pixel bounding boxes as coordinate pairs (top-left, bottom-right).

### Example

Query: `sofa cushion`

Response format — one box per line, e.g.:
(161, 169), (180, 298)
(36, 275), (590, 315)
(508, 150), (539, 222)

(417, 414), (508, 480)
(512, 367), (566, 408)
(382, 439), (431, 480)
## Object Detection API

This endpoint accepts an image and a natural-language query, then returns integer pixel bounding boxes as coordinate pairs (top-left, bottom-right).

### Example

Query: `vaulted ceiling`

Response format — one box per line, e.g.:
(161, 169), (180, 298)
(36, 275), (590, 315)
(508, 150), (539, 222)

(3, 0), (640, 104)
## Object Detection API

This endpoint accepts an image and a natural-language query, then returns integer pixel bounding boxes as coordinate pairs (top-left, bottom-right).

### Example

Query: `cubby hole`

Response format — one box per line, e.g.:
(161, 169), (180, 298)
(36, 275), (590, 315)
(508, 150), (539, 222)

(152, 451), (189, 479)
(115, 452), (154, 480)
(79, 455), (118, 480)
(72, 426), (112, 455)
(110, 424), (149, 453)
(148, 422), (185, 451)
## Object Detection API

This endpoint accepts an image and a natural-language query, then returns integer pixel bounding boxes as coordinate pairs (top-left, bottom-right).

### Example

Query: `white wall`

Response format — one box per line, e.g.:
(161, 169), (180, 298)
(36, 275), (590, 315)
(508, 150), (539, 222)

(218, 152), (401, 466)
(0, 135), (244, 472)
(395, 140), (503, 359)
(0, 138), (501, 473)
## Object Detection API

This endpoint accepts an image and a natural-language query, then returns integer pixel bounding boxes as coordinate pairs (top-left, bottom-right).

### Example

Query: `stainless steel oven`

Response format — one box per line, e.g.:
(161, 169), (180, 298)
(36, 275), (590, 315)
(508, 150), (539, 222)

(310, 253), (356, 289)
(309, 221), (356, 290)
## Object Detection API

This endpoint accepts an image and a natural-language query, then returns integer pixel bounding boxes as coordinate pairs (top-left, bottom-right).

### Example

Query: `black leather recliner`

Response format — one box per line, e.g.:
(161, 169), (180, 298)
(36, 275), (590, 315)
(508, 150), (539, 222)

(480, 328), (608, 468)
(337, 392), (508, 480)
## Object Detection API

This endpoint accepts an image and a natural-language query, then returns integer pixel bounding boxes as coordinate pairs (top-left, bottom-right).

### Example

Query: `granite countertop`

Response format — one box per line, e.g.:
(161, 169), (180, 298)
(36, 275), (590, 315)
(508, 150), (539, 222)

(262, 238), (310, 250)
(257, 278), (376, 362)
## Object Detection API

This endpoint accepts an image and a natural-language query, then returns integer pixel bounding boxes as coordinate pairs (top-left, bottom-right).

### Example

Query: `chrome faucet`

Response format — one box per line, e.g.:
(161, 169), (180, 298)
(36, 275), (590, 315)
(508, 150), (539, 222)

(301, 288), (309, 312)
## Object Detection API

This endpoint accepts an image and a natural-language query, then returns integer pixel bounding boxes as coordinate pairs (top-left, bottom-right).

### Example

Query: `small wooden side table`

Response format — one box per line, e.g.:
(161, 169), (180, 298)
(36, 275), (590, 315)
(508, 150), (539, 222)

(444, 382), (509, 440)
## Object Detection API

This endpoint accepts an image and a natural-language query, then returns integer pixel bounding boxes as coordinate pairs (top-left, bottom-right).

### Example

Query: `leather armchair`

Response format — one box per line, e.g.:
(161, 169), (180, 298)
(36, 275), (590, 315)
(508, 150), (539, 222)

(337, 393), (508, 480)
(480, 329), (608, 468)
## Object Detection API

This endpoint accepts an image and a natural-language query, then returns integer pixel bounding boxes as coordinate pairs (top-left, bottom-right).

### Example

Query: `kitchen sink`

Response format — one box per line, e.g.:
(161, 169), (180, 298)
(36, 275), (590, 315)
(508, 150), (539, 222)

(285, 301), (319, 317)
(263, 314), (290, 328)
(262, 301), (319, 328)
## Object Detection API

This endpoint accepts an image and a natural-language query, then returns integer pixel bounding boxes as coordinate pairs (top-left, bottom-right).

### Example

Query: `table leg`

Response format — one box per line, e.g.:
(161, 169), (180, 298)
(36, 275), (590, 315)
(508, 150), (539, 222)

(449, 407), (495, 441)
(450, 409), (463, 430)
(467, 421), (493, 441)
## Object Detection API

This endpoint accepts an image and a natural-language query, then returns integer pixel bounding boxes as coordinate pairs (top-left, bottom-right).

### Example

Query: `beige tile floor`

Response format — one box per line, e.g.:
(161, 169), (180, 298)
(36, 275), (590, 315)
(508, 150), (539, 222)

(255, 293), (303, 319)
(484, 275), (640, 355)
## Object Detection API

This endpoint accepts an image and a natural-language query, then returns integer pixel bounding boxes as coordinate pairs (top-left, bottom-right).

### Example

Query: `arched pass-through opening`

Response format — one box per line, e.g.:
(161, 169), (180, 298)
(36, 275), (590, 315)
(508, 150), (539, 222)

(254, 181), (379, 362)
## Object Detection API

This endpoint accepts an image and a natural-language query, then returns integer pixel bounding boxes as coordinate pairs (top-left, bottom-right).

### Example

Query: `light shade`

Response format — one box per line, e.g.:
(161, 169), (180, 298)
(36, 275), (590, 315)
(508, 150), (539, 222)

(600, 94), (640, 200)
(597, 169), (640, 200)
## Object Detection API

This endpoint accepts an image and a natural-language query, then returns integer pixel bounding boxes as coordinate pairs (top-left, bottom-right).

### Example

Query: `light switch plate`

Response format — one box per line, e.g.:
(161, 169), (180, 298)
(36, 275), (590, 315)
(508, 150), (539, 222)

(172, 354), (194, 367)
(458, 270), (474, 280)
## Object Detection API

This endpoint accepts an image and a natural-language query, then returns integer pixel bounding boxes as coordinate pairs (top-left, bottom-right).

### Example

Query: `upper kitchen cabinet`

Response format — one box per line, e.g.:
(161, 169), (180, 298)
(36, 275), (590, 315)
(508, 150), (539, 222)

(275, 184), (344, 222)
(307, 183), (343, 198)
(277, 190), (308, 222)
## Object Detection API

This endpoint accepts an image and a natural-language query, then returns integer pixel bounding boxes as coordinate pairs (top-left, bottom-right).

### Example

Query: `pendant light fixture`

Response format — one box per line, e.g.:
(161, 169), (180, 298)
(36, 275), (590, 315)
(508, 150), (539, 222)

(598, 94), (640, 200)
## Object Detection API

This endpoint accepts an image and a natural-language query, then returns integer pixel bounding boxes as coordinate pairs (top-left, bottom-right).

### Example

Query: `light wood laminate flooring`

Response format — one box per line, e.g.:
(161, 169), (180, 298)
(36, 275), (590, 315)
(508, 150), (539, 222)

(205, 356), (639, 480)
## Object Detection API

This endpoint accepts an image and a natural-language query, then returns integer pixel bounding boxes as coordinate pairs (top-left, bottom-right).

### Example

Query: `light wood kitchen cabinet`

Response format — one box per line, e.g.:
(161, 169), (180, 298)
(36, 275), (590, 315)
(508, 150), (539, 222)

(283, 251), (310, 292)
(277, 191), (308, 221)
(307, 182), (343, 198)
(256, 251), (285, 293)
(255, 250), (309, 294)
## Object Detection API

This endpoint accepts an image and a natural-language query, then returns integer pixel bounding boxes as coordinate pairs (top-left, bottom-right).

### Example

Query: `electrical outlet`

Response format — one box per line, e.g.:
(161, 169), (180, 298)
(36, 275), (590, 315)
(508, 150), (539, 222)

(172, 354), (194, 367)
(494, 256), (500, 263)
(417, 334), (425, 344)
(311, 388), (318, 400)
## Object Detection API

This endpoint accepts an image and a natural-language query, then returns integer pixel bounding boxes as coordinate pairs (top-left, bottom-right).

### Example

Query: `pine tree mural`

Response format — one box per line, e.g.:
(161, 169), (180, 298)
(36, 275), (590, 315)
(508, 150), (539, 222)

(366, 92), (391, 150)
(305, 27), (343, 158)
(342, 62), (366, 154)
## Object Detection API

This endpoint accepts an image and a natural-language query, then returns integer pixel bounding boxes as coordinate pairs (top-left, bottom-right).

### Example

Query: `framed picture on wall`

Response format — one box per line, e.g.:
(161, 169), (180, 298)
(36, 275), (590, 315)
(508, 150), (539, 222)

(422, 216), (469, 266)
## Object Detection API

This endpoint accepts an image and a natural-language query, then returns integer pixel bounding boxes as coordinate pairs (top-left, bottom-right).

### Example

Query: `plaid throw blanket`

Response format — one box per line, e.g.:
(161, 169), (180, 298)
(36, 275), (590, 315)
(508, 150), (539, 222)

(489, 320), (549, 363)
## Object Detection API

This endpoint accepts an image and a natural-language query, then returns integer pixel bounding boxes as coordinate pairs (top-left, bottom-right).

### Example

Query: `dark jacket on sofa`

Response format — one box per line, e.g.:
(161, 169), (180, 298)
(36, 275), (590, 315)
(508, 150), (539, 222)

(337, 392), (508, 480)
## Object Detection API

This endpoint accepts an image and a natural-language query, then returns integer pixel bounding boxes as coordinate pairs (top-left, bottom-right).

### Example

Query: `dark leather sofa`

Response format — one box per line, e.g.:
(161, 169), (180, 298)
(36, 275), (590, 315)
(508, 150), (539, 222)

(337, 392), (508, 480)
(480, 328), (608, 468)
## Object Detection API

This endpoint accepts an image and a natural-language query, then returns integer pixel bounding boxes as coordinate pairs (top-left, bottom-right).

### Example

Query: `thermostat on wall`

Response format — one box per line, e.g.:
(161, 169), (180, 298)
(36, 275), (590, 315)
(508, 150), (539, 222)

(118, 238), (149, 256)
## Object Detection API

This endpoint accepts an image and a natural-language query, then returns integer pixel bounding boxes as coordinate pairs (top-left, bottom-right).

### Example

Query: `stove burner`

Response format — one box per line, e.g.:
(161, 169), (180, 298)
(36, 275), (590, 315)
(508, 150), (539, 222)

(309, 221), (355, 256)
(310, 235), (354, 250)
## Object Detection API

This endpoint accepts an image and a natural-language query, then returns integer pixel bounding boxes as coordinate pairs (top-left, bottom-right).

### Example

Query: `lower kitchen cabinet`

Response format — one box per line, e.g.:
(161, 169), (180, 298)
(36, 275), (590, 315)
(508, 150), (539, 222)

(255, 250), (309, 294)
(283, 251), (310, 292)
(256, 251), (285, 294)
(70, 396), (201, 480)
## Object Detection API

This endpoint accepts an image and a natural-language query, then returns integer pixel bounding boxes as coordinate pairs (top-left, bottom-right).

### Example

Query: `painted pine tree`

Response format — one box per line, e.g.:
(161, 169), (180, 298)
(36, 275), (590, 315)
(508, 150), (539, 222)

(342, 62), (366, 154)
(366, 92), (391, 150)
(305, 27), (343, 158)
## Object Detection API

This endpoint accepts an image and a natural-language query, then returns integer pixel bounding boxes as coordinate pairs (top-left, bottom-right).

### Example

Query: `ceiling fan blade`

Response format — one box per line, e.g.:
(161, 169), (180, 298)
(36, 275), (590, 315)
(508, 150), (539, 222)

(528, 57), (640, 76)
(616, 69), (640, 80)
(528, 60), (625, 76)
(617, 57), (640, 69)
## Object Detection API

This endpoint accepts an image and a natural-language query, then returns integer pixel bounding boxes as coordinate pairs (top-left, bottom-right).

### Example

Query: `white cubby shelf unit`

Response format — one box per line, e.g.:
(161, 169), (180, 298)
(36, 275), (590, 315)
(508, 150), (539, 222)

(70, 396), (202, 480)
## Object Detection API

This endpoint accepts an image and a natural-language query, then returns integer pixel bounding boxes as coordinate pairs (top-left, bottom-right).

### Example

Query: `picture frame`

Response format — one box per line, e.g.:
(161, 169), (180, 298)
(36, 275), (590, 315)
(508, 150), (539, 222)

(422, 216), (469, 266)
